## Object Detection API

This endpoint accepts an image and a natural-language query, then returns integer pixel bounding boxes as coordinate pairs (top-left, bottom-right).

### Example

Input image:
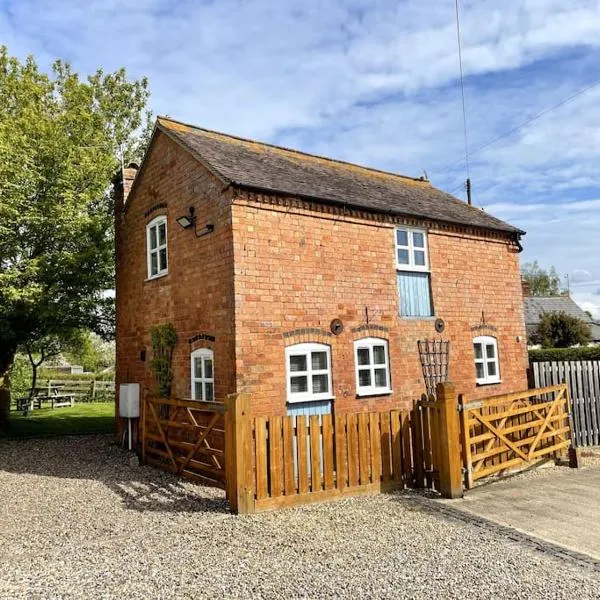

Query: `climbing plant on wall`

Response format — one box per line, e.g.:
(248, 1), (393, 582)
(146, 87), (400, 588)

(150, 323), (178, 397)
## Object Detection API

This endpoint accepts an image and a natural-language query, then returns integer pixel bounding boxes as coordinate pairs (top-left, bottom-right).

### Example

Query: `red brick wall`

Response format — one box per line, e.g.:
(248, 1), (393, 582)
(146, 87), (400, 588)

(231, 194), (528, 416)
(115, 132), (236, 432)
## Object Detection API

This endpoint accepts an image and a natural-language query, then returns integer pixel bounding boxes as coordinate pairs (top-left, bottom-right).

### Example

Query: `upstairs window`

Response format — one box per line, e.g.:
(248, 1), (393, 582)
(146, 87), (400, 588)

(191, 348), (214, 401)
(147, 216), (168, 278)
(285, 343), (332, 403)
(354, 338), (391, 396)
(473, 336), (500, 385)
(396, 228), (433, 318)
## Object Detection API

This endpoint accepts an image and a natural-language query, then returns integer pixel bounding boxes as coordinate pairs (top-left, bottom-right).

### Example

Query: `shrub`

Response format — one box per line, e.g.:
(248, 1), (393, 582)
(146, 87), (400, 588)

(529, 346), (600, 362)
(530, 311), (592, 348)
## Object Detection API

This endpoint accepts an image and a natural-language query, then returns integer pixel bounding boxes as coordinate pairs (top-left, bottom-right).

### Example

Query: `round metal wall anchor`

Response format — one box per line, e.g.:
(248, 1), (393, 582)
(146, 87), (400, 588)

(435, 318), (445, 333)
(330, 319), (344, 335)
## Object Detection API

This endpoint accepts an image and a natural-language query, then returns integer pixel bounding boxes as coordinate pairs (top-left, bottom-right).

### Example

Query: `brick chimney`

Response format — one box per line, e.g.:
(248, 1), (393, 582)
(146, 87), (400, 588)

(521, 278), (531, 297)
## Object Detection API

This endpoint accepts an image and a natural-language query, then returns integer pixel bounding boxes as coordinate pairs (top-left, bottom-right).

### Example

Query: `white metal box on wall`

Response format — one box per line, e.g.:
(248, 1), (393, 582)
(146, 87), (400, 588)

(119, 383), (140, 418)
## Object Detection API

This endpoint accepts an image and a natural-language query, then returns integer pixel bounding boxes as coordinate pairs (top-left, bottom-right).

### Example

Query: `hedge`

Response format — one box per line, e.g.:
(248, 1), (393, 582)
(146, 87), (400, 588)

(529, 347), (600, 362)
(37, 369), (114, 381)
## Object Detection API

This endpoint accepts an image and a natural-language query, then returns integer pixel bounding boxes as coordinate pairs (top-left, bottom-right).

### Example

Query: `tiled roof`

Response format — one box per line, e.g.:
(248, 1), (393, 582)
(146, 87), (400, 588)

(156, 117), (524, 235)
(524, 296), (600, 341)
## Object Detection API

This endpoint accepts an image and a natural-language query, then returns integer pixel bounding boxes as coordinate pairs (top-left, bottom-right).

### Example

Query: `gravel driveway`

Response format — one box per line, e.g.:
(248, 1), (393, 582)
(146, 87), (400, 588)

(1, 435), (599, 599)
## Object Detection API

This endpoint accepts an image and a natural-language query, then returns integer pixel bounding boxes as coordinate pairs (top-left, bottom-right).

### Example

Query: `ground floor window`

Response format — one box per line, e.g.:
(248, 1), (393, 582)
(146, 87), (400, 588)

(473, 336), (500, 385)
(285, 343), (332, 403)
(191, 348), (214, 401)
(354, 337), (391, 396)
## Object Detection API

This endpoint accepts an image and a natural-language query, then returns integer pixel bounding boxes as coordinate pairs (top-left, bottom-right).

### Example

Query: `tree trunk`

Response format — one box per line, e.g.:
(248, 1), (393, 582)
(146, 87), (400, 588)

(0, 347), (17, 429)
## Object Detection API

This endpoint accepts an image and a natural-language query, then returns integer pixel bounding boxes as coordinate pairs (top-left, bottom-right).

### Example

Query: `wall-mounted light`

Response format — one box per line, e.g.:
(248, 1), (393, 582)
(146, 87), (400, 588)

(176, 206), (214, 238)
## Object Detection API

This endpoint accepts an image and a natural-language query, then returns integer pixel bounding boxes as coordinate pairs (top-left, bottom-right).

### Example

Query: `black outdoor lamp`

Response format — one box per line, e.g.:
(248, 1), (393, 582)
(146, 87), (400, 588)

(176, 206), (214, 238)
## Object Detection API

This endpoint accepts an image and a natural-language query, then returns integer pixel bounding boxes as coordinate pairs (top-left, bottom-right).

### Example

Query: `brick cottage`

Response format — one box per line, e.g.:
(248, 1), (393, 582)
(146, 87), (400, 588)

(115, 116), (529, 429)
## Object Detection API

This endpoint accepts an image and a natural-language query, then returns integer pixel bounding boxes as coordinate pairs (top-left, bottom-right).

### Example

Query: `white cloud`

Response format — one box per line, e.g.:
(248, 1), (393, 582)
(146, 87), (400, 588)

(2, 0), (600, 317)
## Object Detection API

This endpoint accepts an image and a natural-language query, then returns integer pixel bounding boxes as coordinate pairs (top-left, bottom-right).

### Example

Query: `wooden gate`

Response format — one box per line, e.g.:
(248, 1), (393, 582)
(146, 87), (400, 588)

(459, 384), (572, 488)
(142, 396), (226, 488)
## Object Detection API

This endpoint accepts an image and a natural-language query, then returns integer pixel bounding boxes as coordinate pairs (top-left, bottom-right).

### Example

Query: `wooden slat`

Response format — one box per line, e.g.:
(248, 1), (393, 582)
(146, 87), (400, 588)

(334, 414), (347, 490)
(411, 401), (425, 488)
(390, 410), (402, 481)
(369, 412), (381, 484)
(297, 416), (309, 495)
(283, 416), (296, 496)
(254, 417), (268, 500)
(309, 415), (322, 492)
(358, 413), (370, 486)
(322, 414), (335, 491)
(269, 416), (283, 498)
(347, 413), (359, 487)
(401, 411), (412, 485)
(380, 412), (392, 483)
(147, 396), (227, 413)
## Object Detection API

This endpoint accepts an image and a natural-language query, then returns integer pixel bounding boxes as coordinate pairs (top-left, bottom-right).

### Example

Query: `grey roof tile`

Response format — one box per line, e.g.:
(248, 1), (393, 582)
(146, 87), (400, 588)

(157, 117), (524, 235)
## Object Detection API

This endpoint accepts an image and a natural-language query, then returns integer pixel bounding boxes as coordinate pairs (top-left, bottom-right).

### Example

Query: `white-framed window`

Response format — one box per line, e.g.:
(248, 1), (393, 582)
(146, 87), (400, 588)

(285, 343), (333, 403)
(147, 215), (168, 278)
(396, 227), (433, 317)
(191, 348), (214, 401)
(354, 337), (392, 396)
(473, 336), (500, 385)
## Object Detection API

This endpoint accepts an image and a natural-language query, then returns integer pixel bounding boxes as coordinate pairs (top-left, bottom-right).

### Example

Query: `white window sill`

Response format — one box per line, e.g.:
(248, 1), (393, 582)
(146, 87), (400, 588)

(476, 380), (502, 386)
(399, 316), (436, 321)
(145, 271), (169, 282)
(287, 396), (335, 404)
(357, 389), (392, 398)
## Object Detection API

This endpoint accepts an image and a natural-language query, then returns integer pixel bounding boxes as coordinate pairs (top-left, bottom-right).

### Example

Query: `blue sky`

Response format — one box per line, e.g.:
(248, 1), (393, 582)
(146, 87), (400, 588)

(3, 0), (600, 315)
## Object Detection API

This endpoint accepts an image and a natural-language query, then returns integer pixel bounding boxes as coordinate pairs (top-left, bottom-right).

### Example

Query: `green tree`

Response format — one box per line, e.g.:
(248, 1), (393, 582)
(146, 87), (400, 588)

(521, 261), (565, 296)
(0, 47), (150, 426)
(64, 331), (115, 373)
(531, 311), (592, 348)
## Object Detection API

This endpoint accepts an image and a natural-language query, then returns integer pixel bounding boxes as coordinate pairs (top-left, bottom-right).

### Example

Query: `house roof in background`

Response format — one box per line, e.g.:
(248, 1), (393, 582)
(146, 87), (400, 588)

(156, 116), (524, 236)
(524, 295), (600, 341)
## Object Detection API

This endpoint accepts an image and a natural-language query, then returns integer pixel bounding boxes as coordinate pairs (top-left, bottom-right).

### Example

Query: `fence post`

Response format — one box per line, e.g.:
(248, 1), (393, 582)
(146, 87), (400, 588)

(435, 382), (463, 499)
(225, 393), (255, 514)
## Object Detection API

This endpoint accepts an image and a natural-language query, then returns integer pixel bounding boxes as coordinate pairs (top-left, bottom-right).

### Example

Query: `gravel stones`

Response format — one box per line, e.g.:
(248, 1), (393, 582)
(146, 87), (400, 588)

(1, 435), (599, 599)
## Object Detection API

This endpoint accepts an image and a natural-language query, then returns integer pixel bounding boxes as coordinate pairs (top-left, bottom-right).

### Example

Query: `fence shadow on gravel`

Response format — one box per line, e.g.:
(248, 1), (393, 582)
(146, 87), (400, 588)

(0, 434), (228, 516)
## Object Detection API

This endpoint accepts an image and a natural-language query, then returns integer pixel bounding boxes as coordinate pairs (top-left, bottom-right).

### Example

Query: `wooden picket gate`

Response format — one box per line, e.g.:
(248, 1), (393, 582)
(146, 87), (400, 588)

(459, 384), (572, 488)
(142, 396), (227, 489)
(250, 409), (415, 511)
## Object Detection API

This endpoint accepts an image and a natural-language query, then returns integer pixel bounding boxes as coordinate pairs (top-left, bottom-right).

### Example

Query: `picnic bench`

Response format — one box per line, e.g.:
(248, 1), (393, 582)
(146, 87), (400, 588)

(16, 386), (76, 415)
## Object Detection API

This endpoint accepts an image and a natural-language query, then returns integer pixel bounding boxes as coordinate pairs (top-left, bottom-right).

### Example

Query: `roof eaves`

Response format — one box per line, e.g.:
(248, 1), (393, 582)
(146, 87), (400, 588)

(232, 181), (523, 237)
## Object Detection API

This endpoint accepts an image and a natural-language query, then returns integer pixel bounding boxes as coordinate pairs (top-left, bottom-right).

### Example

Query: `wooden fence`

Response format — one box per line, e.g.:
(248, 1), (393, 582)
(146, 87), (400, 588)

(530, 361), (600, 447)
(140, 383), (574, 513)
(37, 379), (115, 401)
(459, 384), (571, 488)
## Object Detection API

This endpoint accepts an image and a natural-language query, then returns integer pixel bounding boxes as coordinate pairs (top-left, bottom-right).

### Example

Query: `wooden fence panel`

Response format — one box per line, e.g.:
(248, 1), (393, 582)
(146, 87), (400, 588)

(531, 360), (600, 447)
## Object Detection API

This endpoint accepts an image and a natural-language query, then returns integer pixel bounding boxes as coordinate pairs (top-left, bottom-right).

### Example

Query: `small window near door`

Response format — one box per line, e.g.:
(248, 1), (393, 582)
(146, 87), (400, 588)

(473, 336), (500, 385)
(191, 348), (214, 401)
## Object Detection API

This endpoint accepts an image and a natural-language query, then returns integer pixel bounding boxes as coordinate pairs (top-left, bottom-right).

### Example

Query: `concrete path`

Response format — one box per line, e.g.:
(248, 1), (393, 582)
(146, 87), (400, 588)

(446, 465), (600, 560)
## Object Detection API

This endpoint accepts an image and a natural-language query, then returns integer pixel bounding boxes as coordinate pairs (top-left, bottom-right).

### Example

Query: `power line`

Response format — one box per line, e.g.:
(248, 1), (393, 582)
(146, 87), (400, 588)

(434, 77), (600, 176)
(454, 0), (470, 180)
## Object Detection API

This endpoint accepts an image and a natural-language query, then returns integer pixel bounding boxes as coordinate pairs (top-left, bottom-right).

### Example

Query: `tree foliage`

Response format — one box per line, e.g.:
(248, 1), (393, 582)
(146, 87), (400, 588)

(0, 46), (150, 423)
(150, 324), (178, 397)
(521, 261), (564, 296)
(531, 311), (592, 349)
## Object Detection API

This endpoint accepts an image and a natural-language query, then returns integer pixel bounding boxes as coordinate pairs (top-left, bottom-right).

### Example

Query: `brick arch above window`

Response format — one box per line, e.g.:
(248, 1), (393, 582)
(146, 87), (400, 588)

(350, 324), (390, 342)
(282, 328), (333, 347)
(189, 333), (216, 353)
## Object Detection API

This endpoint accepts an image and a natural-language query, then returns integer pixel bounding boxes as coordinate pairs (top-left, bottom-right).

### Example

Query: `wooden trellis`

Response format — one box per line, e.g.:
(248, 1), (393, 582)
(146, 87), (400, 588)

(417, 339), (450, 396)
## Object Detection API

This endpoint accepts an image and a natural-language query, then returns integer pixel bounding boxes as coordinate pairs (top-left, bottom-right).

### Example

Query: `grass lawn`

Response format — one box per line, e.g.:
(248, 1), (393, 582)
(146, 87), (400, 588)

(1, 402), (115, 439)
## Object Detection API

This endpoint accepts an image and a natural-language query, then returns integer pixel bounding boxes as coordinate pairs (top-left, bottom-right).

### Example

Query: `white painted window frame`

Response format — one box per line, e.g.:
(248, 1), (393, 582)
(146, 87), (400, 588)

(395, 227), (430, 273)
(473, 335), (501, 385)
(146, 215), (168, 279)
(191, 348), (214, 401)
(285, 343), (333, 403)
(354, 337), (392, 397)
